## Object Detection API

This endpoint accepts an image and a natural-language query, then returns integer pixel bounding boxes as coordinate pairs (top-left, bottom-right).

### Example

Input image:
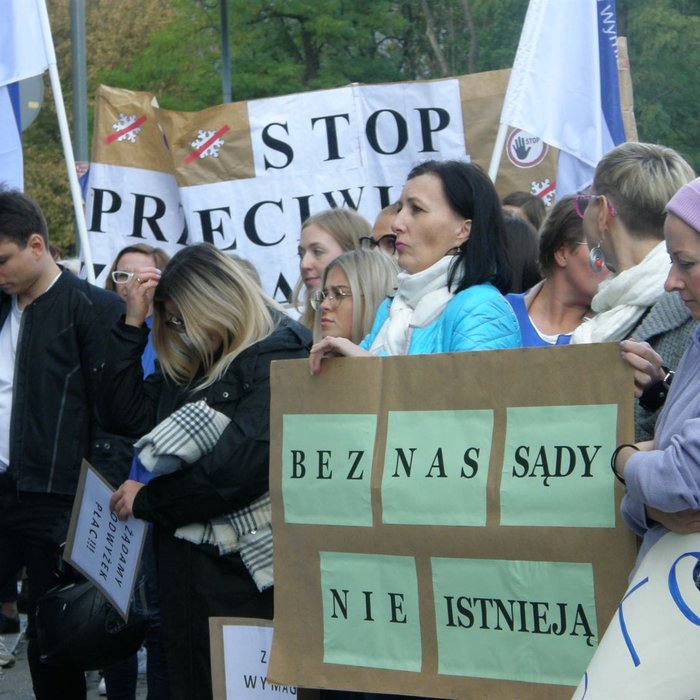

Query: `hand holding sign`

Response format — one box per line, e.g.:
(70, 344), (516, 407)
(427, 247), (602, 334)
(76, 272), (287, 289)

(64, 461), (147, 620)
(110, 479), (145, 521)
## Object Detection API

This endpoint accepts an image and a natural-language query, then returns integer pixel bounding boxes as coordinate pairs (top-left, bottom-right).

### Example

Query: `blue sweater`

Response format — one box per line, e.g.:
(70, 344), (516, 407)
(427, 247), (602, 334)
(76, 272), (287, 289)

(360, 283), (521, 355)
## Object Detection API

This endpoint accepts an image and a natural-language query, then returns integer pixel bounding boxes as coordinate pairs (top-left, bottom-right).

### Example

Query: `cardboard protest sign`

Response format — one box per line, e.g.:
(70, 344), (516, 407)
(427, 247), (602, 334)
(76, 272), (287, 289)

(64, 460), (147, 620)
(267, 344), (638, 698)
(573, 531), (700, 699)
(209, 617), (317, 699)
(85, 70), (559, 294)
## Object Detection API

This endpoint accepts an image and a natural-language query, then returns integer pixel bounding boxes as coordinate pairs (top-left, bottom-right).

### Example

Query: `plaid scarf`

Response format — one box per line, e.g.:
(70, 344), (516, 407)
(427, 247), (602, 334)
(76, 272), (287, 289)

(136, 400), (273, 591)
(135, 400), (231, 475)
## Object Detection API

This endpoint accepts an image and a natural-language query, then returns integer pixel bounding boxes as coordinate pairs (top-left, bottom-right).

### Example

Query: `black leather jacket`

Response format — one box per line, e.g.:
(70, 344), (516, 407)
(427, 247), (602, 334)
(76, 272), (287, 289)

(0, 270), (128, 495)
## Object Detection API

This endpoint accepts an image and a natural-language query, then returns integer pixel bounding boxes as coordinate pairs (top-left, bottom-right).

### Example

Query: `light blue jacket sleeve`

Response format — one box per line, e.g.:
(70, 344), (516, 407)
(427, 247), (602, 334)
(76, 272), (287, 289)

(359, 285), (521, 354)
(360, 298), (391, 352)
(438, 285), (521, 352)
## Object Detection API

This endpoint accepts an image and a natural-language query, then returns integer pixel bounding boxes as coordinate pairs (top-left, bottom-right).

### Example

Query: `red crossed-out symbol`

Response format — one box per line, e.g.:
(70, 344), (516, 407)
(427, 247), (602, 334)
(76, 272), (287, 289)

(104, 115), (147, 144)
(184, 125), (230, 165)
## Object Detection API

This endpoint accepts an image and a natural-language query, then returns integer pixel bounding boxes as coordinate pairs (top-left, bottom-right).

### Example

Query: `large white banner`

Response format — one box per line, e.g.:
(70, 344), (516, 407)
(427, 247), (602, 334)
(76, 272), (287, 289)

(85, 73), (559, 299)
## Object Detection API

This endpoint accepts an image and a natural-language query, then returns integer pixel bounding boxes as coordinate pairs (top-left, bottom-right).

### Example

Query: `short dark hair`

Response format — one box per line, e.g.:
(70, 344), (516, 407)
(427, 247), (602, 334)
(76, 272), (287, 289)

(538, 196), (584, 274)
(502, 211), (541, 293)
(502, 190), (546, 230)
(0, 188), (49, 246)
(407, 159), (511, 294)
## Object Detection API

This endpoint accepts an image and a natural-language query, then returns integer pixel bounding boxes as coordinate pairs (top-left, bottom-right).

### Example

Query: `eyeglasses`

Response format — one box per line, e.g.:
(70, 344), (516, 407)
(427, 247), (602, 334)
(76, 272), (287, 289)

(359, 234), (397, 255)
(111, 270), (134, 284)
(574, 194), (618, 219)
(165, 314), (186, 333)
(310, 286), (353, 310)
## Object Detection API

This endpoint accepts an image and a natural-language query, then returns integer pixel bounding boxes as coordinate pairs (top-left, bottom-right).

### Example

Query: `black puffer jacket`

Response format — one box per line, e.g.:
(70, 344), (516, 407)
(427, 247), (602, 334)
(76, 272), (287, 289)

(97, 314), (311, 529)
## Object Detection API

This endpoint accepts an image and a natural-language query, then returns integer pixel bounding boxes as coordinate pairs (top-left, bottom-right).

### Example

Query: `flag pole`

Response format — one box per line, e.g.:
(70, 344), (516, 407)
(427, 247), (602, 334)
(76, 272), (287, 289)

(488, 122), (509, 185)
(37, 0), (95, 283)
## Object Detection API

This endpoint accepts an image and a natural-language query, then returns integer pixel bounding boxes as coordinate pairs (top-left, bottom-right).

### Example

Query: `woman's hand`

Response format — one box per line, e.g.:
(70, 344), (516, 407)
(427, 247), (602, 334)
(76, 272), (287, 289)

(616, 440), (654, 480)
(124, 266), (162, 328)
(110, 480), (145, 521)
(309, 336), (372, 375)
(619, 339), (665, 397)
(646, 505), (700, 534)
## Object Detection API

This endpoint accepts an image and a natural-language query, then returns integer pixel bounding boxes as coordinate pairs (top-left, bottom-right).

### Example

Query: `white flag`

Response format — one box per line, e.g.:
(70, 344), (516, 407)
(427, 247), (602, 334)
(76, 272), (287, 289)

(499, 0), (626, 196)
(0, 0), (54, 87)
(0, 85), (23, 189)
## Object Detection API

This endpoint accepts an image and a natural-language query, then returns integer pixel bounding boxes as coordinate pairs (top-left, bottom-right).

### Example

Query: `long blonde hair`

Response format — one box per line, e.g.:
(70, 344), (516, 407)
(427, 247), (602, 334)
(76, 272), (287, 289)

(152, 244), (277, 389)
(292, 208), (369, 327)
(313, 249), (397, 343)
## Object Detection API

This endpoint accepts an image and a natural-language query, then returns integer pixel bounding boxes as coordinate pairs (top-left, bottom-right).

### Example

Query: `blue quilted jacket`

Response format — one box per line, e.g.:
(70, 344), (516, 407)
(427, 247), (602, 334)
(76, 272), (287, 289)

(359, 283), (521, 355)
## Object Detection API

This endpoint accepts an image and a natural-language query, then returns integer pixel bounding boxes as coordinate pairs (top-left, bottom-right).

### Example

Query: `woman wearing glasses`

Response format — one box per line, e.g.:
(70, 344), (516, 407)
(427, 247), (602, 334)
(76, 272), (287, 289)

(106, 243), (170, 379)
(569, 142), (696, 440)
(103, 243), (172, 700)
(312, 249), (397, 343)
(506, 196), (608, 346)
(99, 244), (311, 700)
(363, 202), (400, 258)
(293, 208), (370, 328)
(309, 159), (520, 372)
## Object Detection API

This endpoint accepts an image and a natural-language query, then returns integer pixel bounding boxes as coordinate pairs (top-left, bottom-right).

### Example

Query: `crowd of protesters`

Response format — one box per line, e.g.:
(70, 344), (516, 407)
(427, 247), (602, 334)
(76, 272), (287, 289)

(1, 141), (700, 699)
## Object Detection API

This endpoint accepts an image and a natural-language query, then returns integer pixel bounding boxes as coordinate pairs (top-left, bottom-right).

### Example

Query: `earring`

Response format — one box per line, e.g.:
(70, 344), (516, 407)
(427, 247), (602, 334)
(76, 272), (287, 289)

(589, 244), (606, 272)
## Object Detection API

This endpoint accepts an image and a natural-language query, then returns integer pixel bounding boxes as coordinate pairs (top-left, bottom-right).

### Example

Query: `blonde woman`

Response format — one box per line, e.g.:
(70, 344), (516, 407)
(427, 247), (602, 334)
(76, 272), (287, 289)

(571, 142), (696, 439)
(99, 244), (311, 700)
(312, 249), (397, 343)
(293, 207), (370, 327)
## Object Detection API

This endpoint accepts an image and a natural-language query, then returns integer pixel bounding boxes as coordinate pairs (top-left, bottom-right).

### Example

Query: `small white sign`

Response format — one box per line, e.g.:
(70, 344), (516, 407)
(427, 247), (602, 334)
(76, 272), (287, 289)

(64, 461), (147, 620)
(210, 618), (305, 699)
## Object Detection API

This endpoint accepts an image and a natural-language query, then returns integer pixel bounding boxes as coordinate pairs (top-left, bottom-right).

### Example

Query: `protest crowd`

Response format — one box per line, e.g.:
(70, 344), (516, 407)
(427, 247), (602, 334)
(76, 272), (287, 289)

(2, 137), (700, 698)
(0, 2), (700, 700)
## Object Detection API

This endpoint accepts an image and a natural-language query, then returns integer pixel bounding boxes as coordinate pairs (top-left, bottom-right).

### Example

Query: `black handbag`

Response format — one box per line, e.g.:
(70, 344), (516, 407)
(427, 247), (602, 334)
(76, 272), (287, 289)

(35, 577), (149, 671)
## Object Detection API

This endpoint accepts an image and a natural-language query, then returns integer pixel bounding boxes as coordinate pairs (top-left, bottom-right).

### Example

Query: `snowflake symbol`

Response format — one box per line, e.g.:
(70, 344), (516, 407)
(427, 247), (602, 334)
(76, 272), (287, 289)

(191, 129), (224, 159)
(531, 179), (556, 207)
(112, 113), (142, 144)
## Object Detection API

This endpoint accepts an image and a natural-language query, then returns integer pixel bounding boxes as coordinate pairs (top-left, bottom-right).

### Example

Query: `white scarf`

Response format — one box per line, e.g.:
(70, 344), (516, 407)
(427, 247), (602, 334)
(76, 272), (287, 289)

(571, 241), (670, 344)
(369, 256), (454, 355)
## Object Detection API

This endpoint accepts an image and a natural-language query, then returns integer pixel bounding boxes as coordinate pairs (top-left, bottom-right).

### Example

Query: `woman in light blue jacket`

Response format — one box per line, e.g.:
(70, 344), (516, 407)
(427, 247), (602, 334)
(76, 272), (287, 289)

(309, 159), (520, 371)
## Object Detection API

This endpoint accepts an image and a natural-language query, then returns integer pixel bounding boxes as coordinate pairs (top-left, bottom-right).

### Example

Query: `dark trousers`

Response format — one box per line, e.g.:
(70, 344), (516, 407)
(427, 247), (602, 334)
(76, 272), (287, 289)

(155, 527), (274, 700)
(104, 527), (170, 700)
(0, 485), (86, 699)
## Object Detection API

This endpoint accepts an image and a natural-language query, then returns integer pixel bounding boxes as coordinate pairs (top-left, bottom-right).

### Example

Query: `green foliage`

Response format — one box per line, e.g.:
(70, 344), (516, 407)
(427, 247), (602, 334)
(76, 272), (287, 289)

(19, 0), (700, 252)
(620, 0), (700, 171)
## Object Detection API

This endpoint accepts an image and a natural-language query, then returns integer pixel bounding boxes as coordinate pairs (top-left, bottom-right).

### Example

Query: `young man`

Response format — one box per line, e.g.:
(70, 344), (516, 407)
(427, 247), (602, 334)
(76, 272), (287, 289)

(0, 190), (126, 699)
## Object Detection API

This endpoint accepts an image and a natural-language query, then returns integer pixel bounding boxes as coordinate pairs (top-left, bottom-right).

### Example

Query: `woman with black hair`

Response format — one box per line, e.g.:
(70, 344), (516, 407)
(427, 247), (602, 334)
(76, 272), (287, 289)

(309, 159), (520, 371)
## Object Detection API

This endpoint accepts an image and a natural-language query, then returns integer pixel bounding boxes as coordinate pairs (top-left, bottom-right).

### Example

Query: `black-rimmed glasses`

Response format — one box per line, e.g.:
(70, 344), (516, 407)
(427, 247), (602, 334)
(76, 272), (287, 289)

(311, 286), (353, 310)
(359, 234), (397, 255)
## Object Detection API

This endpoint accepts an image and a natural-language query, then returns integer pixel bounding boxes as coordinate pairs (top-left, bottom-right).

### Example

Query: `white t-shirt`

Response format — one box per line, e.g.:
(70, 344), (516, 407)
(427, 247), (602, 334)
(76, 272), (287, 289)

(0, 297), (23, 471)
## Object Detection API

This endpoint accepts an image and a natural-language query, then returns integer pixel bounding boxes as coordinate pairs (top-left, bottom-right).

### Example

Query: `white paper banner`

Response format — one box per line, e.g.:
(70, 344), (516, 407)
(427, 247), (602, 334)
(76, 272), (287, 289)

(573, 531), (700, 699)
